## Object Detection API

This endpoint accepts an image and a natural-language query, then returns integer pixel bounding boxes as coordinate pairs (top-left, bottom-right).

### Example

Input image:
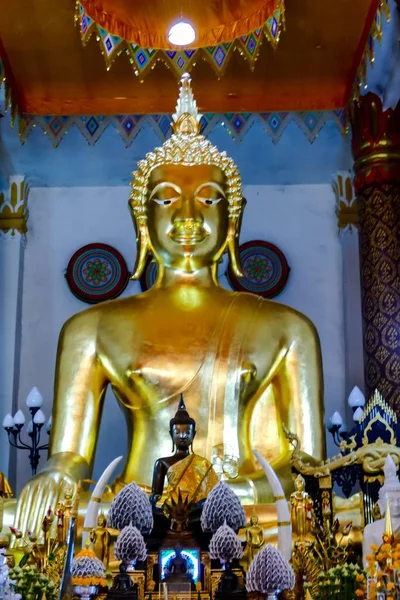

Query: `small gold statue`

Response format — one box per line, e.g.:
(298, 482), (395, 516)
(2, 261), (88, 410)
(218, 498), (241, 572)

(245, 512), (265, 563)
(290, 475), (314, 541)
(55, 487), (73, 544)
(321, 491), (332, 532)
(55, 501), (65, 543)
(90, 513), (110, 569)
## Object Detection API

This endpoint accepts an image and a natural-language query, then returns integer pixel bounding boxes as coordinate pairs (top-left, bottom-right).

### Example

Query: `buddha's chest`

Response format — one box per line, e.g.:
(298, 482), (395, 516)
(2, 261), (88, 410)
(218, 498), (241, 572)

(98, 307), (275, 407)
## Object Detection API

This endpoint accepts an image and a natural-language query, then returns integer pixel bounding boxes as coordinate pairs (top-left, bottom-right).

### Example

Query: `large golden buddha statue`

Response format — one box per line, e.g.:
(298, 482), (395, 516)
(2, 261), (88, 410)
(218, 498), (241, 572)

(13, 73), (325, 538)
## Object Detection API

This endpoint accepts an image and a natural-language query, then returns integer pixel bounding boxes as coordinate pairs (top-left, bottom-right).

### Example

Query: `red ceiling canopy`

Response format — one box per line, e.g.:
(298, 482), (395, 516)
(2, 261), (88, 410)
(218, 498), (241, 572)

(80, 0), (279, 49)
(0, 0), (387, 116)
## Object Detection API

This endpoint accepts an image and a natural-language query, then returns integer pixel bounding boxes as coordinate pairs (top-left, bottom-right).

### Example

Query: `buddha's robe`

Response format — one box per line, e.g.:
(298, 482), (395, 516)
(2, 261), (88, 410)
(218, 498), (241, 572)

(165, 454), (218, 504)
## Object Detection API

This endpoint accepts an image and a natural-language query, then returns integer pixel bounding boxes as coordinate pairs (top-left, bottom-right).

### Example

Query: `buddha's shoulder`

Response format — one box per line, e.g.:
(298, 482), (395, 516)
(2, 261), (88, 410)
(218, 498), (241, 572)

(60, 296), (141, 334)
(238, 293), (318, 335)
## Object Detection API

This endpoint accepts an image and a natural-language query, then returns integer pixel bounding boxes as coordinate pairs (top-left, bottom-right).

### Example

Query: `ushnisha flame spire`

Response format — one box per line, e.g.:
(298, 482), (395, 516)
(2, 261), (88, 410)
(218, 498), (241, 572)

(172, 73), (202, 135)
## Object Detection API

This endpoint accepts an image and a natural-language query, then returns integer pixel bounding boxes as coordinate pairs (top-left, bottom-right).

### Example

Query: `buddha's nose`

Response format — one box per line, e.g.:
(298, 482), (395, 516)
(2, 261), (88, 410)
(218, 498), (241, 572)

(175, 195), (203, 222)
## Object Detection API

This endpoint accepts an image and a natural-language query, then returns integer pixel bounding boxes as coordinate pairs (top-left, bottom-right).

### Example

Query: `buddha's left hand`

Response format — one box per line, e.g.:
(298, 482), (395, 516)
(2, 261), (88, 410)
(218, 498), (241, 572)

(10, 451), (89, 546)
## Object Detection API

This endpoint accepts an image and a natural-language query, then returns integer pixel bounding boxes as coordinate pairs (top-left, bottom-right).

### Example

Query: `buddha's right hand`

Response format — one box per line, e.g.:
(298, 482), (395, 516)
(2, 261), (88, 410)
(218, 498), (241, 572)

(11, 452), (90, 546)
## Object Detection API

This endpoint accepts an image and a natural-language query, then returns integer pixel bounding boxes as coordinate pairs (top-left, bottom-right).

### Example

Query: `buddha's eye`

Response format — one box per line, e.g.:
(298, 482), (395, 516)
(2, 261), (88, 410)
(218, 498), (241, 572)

(153, 197), (179, 206)
(197, 197), (222, 206)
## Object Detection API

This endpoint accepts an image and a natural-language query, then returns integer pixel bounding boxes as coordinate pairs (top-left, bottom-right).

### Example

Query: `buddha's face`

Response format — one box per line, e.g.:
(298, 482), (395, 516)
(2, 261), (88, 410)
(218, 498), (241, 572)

(147, 164), (229, 271)
(171, 423), (195, 450)
(378, 491), (400, 516)
(98, 514), (107, 527)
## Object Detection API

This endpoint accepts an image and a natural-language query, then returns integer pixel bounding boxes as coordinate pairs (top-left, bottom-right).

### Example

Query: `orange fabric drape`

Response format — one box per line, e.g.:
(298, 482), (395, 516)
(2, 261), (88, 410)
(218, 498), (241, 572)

(80, 0), (279, 49)
(0, 0), (381, 116)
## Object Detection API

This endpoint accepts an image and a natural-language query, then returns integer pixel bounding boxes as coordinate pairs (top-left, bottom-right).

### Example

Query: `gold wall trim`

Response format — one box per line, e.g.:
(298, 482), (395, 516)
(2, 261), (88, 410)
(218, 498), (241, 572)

(332, 171), (358, 233)
(0, 176), (29, 237)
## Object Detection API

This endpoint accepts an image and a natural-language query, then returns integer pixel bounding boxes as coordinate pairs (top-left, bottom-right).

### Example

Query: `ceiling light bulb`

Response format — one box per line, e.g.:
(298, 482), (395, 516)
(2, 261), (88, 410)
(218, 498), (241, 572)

(168, 21), (195, 46)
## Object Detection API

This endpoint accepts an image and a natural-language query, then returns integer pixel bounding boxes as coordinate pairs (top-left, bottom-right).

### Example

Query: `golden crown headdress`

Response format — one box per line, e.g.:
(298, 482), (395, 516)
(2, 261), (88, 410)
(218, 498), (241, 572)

(129, 73), (243, 222)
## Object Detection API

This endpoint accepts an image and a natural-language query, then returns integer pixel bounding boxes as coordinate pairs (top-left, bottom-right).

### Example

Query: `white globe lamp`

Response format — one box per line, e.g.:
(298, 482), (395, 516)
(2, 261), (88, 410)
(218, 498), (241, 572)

(168, 21), (196, 46)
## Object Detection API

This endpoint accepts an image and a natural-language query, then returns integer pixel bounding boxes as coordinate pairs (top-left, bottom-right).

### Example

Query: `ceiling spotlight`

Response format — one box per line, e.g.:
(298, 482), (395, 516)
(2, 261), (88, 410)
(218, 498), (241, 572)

(168, 21), (196, 46)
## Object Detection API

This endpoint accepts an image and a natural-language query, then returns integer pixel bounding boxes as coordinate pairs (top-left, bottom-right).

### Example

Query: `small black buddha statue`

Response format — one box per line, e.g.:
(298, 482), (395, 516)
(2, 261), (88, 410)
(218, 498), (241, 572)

(107, 563), (139, 600)
(150, 395), (196, 507)
(148, 395), (218, 549)
(150, 395), (218, 508)
(215, 564), (246, 600)
(163, 546), (195, 590)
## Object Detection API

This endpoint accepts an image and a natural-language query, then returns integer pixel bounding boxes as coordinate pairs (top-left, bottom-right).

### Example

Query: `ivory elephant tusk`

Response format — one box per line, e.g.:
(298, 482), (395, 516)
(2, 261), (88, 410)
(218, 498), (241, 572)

(81, 456), (123, 547)
(253, 450), (292, 561)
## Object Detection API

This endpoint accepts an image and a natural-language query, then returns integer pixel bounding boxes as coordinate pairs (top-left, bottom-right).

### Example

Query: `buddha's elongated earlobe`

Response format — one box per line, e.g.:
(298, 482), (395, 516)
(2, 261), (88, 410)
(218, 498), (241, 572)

(131, 217), (151, 280)
(227, 218), (244, 278)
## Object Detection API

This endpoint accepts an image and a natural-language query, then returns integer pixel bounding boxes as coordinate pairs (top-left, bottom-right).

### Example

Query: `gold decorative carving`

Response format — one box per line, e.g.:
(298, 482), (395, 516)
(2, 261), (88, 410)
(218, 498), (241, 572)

(318, 475), (332, 489)
(145, 553), (157, 589)
(288, 432), (400, 477)
(332, 171), (358, 232)
(130, 570), (146, 600)
(285, 389), (399, 478)
(0, 176), (29, 237)
(145, 593), (209, 600)
(361, 389), (397, 425)
(362, 414), (396, 447)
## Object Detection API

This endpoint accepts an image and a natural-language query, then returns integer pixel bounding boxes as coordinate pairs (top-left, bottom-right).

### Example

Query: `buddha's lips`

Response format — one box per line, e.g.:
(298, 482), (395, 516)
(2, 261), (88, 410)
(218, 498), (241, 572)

(169, 226), (209, 244)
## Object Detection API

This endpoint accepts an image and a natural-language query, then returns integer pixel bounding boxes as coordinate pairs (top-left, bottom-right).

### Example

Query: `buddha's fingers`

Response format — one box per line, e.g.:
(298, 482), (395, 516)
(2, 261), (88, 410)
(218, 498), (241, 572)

(31, 480), (59, 537)
(13, 487), (27, 528)
(29, 480), (52, 538)
(10, 487), (29, 547)
(14, 483), (37, 542)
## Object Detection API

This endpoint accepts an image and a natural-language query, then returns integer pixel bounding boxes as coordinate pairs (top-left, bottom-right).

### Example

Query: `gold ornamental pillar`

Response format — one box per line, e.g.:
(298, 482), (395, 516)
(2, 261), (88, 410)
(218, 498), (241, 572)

(351, 93), (400, 412)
